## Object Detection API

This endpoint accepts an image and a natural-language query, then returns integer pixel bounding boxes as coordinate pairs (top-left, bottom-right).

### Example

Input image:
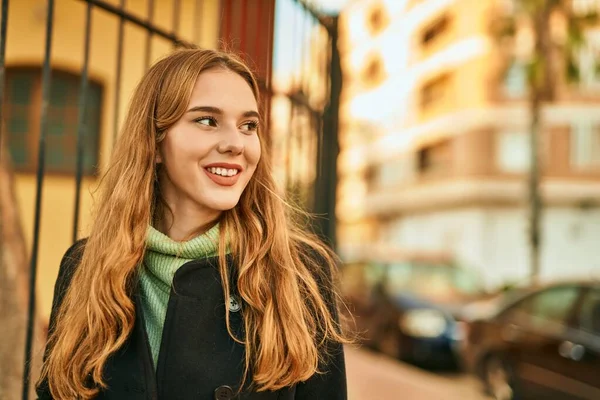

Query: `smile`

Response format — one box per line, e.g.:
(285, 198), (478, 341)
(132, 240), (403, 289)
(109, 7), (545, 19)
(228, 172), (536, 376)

(204, 167), (241, 187)
(207, 167), (239, 177)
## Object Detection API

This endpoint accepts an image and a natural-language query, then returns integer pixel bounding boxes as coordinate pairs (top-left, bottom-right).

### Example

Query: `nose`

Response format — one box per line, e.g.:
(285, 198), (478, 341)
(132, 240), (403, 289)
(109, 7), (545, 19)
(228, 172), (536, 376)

(217, 125), (244, 155)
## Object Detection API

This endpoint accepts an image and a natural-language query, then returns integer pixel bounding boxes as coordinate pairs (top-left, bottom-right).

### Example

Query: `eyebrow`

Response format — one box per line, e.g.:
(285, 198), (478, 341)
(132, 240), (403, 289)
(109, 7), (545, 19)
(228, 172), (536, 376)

(187, 106), (260, 119)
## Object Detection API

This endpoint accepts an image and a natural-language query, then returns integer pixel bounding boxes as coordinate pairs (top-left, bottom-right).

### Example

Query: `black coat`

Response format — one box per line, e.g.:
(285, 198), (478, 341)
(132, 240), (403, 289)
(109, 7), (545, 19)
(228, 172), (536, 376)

(36, 241), (347, 400)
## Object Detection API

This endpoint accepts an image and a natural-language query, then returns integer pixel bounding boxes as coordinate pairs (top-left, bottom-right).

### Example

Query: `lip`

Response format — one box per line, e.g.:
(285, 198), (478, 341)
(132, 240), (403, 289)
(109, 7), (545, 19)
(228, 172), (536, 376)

(203, 163), (243, 187)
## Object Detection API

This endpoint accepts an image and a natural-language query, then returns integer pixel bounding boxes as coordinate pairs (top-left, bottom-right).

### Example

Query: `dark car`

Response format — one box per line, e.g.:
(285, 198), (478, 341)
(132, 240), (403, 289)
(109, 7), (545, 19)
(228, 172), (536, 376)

(461, 281), (600, 400)
(340, 255), (484, 369)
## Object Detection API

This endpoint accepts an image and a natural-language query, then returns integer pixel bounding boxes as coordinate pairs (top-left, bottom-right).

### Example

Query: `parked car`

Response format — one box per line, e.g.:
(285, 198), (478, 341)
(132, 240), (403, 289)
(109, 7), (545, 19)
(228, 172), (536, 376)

(461, 281), (600, 400)
(340, 254), (485, 369)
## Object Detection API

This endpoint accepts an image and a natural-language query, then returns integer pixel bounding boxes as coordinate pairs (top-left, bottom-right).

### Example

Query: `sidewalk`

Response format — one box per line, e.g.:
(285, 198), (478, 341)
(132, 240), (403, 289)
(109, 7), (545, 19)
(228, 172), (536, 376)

(345, 346), (489, 400)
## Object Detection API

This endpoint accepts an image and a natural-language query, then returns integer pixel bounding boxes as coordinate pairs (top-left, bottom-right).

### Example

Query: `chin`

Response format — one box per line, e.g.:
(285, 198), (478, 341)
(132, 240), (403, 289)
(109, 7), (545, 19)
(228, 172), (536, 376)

(204, 197), (242, 212)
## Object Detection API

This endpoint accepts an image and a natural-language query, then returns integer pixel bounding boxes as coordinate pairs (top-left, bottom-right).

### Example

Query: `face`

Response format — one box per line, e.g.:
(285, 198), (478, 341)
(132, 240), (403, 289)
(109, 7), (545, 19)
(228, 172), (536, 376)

(157, 68), (261, 224)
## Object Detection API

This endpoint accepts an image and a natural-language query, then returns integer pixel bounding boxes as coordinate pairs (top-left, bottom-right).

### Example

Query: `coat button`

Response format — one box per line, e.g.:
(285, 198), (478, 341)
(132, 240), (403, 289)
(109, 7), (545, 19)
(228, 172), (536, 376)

(214, 385), (235, 400)
(228, 295), (242, 312)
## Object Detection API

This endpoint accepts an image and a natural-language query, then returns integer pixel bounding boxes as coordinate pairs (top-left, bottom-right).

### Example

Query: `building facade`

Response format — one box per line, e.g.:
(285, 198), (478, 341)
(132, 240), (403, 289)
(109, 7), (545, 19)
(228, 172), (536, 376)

(337, 0), (600, 288)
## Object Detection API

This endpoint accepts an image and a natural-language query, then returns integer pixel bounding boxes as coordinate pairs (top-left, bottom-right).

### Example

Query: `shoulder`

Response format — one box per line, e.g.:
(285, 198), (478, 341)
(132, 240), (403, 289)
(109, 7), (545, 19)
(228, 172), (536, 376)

(54, 239), (88, 298)
(43, 239), (88, 345)
(60, 238), (87, 266)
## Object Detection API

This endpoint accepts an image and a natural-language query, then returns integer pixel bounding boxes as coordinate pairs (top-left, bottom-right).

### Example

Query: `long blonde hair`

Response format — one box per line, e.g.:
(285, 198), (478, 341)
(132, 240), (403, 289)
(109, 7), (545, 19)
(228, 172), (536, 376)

(38, 48), (348, 398)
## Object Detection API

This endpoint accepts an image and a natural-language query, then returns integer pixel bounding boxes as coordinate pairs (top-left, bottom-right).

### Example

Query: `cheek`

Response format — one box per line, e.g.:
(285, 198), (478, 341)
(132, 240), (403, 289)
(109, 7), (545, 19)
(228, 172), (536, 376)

(160, 133), (183, 163)
(248, 137), (262, 165)
(161, 143), (183, 172)
(163, 135), (209, 167)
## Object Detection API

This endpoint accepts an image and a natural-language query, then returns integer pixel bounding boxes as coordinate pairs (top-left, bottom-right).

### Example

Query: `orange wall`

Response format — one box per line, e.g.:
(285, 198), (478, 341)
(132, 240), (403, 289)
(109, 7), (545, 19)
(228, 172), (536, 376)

(7, 0), (220, 321)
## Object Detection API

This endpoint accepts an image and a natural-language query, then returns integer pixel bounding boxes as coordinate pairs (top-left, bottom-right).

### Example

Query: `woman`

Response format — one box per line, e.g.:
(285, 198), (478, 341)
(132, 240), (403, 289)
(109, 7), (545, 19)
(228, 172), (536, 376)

(36, 48), (348, 399)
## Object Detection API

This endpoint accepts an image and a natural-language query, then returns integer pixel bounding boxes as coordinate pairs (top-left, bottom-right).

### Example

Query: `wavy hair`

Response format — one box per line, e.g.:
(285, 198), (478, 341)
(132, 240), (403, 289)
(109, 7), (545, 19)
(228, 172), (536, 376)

(37, 48), (349, 398)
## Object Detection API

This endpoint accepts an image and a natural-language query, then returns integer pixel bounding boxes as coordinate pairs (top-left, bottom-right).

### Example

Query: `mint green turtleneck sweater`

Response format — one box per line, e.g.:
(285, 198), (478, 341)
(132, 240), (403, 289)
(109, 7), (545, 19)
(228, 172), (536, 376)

(139, 224), (220, 368)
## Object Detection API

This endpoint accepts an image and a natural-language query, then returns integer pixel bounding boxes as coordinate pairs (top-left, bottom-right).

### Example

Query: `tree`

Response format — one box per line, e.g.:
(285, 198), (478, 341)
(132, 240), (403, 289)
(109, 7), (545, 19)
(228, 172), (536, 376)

(492, 0), (598, 283)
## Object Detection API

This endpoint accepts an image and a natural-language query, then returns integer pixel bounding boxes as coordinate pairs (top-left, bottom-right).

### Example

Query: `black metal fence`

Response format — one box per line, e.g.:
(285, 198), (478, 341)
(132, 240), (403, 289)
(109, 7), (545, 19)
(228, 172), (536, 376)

(0, 0), (341, 398)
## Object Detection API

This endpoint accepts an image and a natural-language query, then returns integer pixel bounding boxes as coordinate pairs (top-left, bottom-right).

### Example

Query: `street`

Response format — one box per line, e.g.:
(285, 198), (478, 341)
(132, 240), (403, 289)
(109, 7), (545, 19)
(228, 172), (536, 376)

(345, 346), (489, 400)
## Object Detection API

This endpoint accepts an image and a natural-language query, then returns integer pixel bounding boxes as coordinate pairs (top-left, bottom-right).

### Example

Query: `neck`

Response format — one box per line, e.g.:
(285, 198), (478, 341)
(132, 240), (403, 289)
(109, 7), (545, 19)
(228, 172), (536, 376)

(156, 171), (223, 241)
(157, 206), (221, 242)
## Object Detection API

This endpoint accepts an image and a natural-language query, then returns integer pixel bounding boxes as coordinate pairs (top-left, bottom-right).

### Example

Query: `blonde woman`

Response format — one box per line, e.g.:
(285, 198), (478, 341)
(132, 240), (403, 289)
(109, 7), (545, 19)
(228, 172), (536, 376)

(36, 48), (348, 400)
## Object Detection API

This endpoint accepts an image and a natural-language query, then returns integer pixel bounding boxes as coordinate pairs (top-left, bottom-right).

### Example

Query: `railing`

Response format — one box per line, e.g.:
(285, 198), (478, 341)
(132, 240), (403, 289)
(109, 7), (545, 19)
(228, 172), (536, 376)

(0, 0), (341, 398)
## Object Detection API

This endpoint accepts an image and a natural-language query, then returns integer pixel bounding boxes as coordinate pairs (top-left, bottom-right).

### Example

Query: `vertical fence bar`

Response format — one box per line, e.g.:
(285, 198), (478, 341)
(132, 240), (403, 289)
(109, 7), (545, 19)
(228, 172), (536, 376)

(316, 25), (332, 190)
(315, 16), (339, 248)
(112, 0), (125, 144)
(310, 109), (320, 211)
(144, 0), (154, 67)
(22, 0), (54, 398)
(313, 108), (324, 216)
(311, 18), (325, 214)
(286, 102), (295, 193)
(0, 0), (8, 333)
(286, 0), (299, 191)
(299, 11), (311, 206)
(72, 2), (93, 243)
(0, 0), (9, 161)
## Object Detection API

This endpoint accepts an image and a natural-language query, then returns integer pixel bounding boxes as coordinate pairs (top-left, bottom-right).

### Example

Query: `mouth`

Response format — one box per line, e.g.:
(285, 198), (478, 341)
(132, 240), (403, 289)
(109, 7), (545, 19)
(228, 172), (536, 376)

(203, 165), (242, 187)
(206, 167), (240, 177)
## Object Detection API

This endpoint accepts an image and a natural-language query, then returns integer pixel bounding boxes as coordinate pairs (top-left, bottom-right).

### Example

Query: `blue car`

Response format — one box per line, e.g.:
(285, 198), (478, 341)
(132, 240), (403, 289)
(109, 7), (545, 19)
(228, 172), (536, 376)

(340, 256), (484, 369)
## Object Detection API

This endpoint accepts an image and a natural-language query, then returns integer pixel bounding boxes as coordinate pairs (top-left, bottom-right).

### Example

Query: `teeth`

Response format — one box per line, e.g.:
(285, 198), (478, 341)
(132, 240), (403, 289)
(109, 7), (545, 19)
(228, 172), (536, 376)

(208, 167), (238, 177)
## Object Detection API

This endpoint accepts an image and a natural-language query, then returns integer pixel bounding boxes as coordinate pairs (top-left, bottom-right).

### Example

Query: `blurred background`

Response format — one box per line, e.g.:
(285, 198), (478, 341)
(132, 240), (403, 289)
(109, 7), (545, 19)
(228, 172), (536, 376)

(1, 0), (599, 399)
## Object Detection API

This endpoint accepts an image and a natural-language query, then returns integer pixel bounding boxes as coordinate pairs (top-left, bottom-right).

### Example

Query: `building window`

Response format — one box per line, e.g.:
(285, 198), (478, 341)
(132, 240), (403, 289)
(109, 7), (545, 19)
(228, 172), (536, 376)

(420, 73), (451, 110)
(571, 120), (600, 169)
(496, 131), (530, 172)
(417, 140), (452, 176)
(4, 68), (102, 175)
(421, 14), (449, 46)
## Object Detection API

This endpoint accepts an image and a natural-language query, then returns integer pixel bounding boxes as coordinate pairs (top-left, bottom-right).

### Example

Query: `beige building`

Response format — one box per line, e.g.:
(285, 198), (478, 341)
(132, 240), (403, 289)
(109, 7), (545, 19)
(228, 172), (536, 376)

(337, 0), (600, 288)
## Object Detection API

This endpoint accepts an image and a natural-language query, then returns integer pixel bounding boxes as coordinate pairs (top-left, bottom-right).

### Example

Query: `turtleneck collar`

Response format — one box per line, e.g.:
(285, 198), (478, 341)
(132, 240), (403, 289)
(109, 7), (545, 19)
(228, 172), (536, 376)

(146, 223), (220, 259)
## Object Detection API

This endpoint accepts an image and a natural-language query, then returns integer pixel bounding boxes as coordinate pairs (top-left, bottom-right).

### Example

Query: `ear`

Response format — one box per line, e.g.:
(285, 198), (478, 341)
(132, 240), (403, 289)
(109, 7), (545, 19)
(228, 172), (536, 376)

(155, 147), (163, 164)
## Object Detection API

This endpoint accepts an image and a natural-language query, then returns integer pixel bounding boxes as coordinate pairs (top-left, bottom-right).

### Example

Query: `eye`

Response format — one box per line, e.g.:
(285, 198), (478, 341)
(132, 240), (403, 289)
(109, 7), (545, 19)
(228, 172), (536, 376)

(195, 116), (218, 127)
(240, 120), (259, 134)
